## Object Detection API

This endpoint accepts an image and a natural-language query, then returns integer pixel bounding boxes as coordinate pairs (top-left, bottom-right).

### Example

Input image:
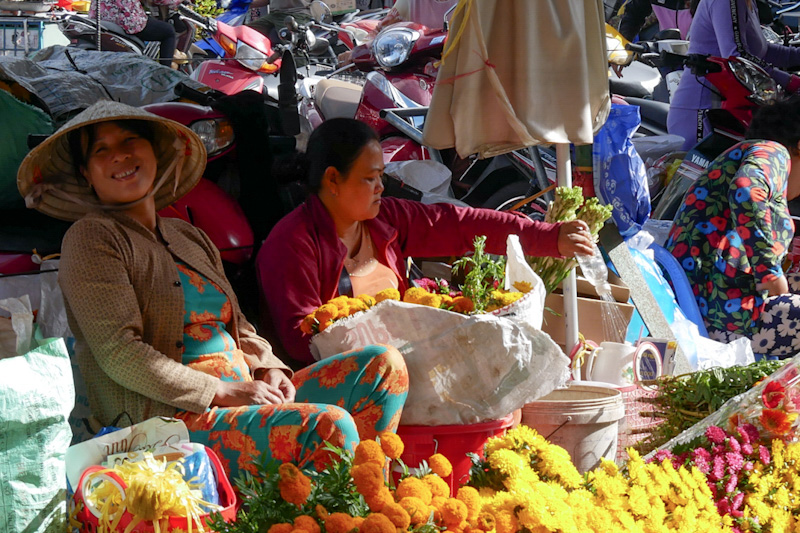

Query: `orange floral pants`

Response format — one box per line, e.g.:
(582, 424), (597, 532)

(177, 344), (408, 480)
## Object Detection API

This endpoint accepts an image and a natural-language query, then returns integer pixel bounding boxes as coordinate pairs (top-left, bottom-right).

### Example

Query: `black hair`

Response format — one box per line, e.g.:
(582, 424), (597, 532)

(303, 118), (380, 193)
(67, 119), (156, 181)
(746, 94), (800, 155)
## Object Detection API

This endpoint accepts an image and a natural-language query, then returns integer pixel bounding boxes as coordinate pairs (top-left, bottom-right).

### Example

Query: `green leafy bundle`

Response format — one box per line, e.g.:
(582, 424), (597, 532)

(452, 235), (506, 313)
(634, 359), (785, 455)
(527, 187), (613, 294)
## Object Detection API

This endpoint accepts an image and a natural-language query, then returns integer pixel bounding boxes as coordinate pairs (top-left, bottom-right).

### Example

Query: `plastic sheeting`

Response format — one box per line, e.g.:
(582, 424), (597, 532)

(0, 46), (207, 123)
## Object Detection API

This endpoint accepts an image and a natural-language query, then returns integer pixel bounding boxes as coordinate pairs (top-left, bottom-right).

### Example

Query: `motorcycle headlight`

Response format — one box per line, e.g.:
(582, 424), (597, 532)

(728, 57), (777, 105)
(373, 27), (419, 68)
(191, 118), (235, 157)
(236, 40), (268, 71)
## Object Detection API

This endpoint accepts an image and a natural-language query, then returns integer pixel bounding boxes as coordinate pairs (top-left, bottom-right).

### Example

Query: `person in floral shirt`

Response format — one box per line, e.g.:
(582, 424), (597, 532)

(666, 96), (800, 357)
(89, 0), (181, 66)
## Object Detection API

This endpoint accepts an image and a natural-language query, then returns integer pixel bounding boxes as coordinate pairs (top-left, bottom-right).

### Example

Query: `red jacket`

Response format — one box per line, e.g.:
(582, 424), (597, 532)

(256, 195), (562, 365)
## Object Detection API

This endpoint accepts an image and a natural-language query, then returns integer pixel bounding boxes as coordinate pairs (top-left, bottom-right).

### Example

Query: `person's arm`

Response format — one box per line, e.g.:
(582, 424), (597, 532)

(380, 198), (568, 259)
(59, 221), (218, 413)
(713, 0), (800, 89)
(727, 143), (793, 296)
(618, 0), (653, 41)
(257, 229), (325, 365)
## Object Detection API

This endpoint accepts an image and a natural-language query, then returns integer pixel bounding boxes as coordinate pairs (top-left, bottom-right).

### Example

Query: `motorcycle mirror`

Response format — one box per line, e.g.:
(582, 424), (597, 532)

(305, 28), (317, 49)
(309, 0), (332, 24)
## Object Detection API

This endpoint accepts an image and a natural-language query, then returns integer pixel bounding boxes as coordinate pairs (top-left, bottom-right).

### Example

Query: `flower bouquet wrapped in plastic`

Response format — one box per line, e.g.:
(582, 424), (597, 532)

(648, 353), (800, 458)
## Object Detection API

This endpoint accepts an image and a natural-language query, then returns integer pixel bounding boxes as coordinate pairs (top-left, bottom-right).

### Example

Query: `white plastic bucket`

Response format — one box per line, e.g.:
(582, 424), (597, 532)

(521, 384), (625, 473)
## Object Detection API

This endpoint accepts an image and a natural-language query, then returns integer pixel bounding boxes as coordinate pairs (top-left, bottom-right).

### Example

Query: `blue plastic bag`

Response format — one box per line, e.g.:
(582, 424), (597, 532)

(593, 104), (651, 238)
(183, 447), (220, 508)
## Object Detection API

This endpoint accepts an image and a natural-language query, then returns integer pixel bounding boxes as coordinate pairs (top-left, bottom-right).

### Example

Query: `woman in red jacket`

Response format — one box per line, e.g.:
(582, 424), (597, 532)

(256, 118), (594, 367)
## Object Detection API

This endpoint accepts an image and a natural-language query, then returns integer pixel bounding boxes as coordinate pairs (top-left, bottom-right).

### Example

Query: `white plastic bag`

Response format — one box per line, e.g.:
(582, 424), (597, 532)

(0, 294), (34, 357)
(311, 300), (569, 425)
(499, 235), (546, 330)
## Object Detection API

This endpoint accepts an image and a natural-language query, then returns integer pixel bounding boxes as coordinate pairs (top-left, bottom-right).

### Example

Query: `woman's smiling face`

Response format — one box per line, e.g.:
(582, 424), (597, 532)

(81, 121), (158, 206)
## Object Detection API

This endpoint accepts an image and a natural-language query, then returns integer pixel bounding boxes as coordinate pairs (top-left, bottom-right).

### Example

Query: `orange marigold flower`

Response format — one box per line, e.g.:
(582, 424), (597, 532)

(314, 303), (339, 323)
(353, 439), (386, 467)
(380, 502), (411, 529)
(493, 510), (518, 533)
(441, 498), (468, 527)
(396, 476), (432, 505)
(359, 513), (396, 533)
(318, 319), (334, 332)
(267, 524), (293, 533)
(375, 288), (401, 303)
(348, 299), (368, 315)
(365, 486), (393, 512)
(357, 294), (377, 307)
(431, 496), (447, 524)
(300, 314), (316, 335)
(329, 296), (350, 310)
(324, 513), (356, 533)
(293, 516), (321, 533)
(441, 294), (455, 307)
(352, 516), (364, 529)
(475, 512), (496, 531)
(398, 496), (430, 526)
(278, 463), (311, 507)
(452, 296), (474, 314)
(422, 474), (450, 498)
(378, 431), (404, 460)
(760, 408), (797, 435)
(351, 462), (385, 496)
(403, 287), (429, 304)
(314, 504), (328, 520)
(456, 486), (481, 520)
(428, 453), (453, 478)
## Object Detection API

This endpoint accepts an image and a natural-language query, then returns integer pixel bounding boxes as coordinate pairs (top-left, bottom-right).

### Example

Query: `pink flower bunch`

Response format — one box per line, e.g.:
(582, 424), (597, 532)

(414, 277), (461, 298)
(649, 424), (770, 523)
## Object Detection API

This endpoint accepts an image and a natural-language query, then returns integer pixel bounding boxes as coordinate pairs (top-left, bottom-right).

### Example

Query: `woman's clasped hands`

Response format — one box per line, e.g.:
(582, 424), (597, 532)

(213, 368), (296, 407)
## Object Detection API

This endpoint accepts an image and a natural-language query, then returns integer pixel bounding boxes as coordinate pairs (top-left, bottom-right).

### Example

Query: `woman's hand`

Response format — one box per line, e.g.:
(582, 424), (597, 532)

(757, 275), (790, 297)
(557, 220), (595, 257)
(212, 380), (289, 407)
(259, 368), (296, 403)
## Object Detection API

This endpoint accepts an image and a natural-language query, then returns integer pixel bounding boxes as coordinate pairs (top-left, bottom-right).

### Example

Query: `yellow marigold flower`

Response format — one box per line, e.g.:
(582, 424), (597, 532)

(428, 453), (453, 478)
(403, 287), (429, 304)
(456, 486), (481, 521)
(375, 288), (401, 303)
(398, 496), (430, 526)
(441, 498), (469, 527)
(351, 462), (385, 495)
(377, 431), (404, 460)
(278, 463), (311, 507)
(452, 296), (475, 314)
(396, 476), (433, 505)
(329, 296), (349, 310)
(441, 294), (454, 307)
(365, 486), (393, 512)
(422, 474), (450, 499)
(357, 294), (377, 307)
(314, 303), (339, 323)
(512, 281), (533, 293)
(419, 292), (443, 308)
(380, 502), (411, 529)
(493, 509), (519, 533)
(314, 504), (328, 520)
(359, 513), (396, 533)
(354, 439), (386, 467)
(268, 524), (293, 533)
(322, 513), (356, 533)
(293, 515), (321, 533)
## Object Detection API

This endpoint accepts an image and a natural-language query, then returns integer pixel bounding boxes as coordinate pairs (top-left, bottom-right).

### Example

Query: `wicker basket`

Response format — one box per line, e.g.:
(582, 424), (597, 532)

(615, 384), (664, 463)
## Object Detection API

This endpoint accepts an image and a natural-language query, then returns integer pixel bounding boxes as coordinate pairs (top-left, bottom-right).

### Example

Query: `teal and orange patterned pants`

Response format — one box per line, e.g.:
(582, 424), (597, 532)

(176, 344), (408, 479)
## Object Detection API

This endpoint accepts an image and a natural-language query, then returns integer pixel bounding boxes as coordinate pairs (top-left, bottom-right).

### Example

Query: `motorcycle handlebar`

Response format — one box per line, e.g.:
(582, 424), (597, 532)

(178, 4), (211, 29)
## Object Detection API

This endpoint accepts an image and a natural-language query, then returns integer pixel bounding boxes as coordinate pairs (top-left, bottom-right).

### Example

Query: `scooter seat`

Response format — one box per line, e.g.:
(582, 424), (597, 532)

(98, 20), (146, 49)
(623, 96), (670, 131)
(314, 78), (363, 120)
(609, 76), (651, 99)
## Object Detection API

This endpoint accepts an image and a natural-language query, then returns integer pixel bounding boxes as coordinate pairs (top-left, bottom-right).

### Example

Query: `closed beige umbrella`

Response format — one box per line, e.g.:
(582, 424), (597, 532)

(423, 0), (611, 350)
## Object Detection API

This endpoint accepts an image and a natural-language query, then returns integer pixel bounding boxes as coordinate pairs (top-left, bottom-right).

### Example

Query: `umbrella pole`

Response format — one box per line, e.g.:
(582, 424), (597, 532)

(556, 143), (579, 353)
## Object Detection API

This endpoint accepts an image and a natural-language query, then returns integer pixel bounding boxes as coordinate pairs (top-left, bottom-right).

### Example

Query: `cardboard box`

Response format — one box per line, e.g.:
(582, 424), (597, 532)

(542, 272), (635, 348)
